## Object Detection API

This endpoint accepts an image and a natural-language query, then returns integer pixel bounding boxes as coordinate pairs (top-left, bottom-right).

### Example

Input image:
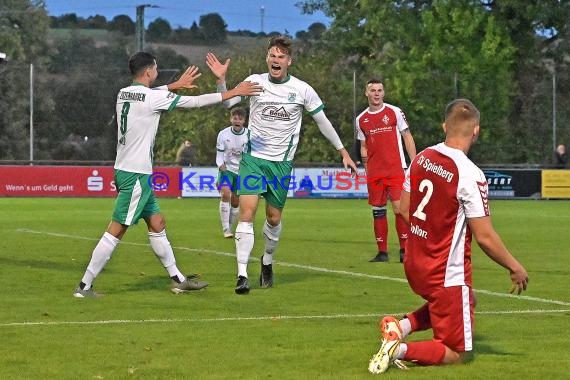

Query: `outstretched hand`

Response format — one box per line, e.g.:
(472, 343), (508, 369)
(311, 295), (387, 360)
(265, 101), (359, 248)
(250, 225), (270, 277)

(169, 66), (201, 91)
(206, 52), (230, 80)
(229, 81), (263, 97)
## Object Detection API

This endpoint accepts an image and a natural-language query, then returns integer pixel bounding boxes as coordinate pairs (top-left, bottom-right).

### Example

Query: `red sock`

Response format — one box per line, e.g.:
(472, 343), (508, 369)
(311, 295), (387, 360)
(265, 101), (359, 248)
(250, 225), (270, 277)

(395, 214), (408, 250)
(406, 303), (431, 332)
(404, 341), (446, 366)
(373, 215), (388, 252)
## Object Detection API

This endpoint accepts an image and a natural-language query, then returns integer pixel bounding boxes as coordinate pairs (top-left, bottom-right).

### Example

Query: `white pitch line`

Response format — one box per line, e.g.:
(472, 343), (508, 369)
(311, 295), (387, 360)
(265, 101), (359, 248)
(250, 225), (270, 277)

(1, 309), (568, 328)
(15, 228), (570, 307)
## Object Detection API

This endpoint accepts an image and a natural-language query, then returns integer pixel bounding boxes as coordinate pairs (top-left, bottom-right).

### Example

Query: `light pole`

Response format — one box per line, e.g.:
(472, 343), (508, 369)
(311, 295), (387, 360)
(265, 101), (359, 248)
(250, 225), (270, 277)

(135, 4), (158, 52)
(552, 67), (557, 152)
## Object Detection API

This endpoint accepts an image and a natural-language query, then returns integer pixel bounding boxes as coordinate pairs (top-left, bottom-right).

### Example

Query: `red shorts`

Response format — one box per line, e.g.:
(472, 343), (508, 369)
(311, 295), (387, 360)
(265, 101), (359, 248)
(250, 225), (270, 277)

(366, 173), (405, 206)
(411, 286), (475, 352)
(427, 286), (474, 352)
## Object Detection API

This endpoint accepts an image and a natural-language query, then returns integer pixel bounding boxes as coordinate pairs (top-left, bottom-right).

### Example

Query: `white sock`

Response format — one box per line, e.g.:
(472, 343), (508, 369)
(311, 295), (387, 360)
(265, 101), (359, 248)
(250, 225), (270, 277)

(81, 232), (120, 289)
(399, 318), (412, 338)
(396, 343), (407, 360)
(262, 220), (282, 265)
(229, 206), (239, 227)
(235, 221), (254, 277)
(219, 201), (231, 231)
(148, 229), (185, 283)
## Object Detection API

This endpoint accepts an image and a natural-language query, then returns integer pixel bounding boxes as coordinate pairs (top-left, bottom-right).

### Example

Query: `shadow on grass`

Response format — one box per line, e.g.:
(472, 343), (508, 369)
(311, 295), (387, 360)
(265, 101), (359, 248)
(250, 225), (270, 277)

(0, 255), (80, 272)
(289, 237), (371, 246)
(122, 275), (172, 292)
(473, 335), (522, 357)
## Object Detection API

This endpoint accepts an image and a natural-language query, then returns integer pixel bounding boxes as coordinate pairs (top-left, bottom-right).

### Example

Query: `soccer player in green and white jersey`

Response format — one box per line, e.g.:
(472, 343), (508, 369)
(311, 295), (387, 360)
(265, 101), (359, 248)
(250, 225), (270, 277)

(206, 36), (358, 294)
(73, 52), (261, 298)
(216, 107), (248, 238)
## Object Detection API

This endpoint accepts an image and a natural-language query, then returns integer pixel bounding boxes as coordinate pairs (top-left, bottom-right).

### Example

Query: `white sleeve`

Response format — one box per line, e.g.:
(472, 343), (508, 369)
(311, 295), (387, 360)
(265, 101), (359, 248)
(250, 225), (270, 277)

(216, 81), (242, 108)
(459, 166), (490, 218)
(174, 93), (223, 109)
(395, 106), (410, 132)
(215, 131), (225, 167)
(311, 110), (344, 150)
(355, 116), (365, 141)
(153, 85), (168, 91)
(216, 150), (225, 167)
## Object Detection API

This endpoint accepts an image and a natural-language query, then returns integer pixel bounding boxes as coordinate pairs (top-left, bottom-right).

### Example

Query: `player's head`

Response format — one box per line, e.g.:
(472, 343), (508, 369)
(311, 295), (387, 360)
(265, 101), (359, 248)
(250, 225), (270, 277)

(443, 98), (480, 142)
(365, 78), (385, 107)
(129, 52), (158, 84)
(230, 107), (246, 131)
(266, 35), (293, 81)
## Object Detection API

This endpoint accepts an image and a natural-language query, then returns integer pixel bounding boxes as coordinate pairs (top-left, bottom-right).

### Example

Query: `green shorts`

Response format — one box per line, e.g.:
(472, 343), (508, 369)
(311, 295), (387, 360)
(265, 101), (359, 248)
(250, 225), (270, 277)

(112, 170), (160, 226)
(237, 153), (293, 209)
(217, 170), (239, 192)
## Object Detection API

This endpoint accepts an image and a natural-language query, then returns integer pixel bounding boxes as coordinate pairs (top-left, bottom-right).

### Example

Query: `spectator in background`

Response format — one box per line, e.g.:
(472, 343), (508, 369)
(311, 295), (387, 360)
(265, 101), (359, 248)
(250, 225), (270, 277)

(554, 143), (567, 168)
(176, 139), (195, 166)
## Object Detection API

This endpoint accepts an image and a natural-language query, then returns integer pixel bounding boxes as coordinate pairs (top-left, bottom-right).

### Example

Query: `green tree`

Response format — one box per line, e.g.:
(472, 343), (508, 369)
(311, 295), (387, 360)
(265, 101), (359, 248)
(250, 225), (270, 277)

(483, 0), (570, 163)
(147, 17), (171, 41)
(107, 14), (135, 36)
(0, 0), (52, 160)
(199, 13), (227, 44)
(299, 0), (570, 164)
(86, 15), (107, 29)
(296, 22), (326, 42)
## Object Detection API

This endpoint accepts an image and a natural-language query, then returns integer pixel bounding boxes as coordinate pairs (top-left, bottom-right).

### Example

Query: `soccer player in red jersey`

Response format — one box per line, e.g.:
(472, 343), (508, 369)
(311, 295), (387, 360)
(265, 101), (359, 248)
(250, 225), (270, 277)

(368, 99), (529, 374)
(356, 79), (416, 263)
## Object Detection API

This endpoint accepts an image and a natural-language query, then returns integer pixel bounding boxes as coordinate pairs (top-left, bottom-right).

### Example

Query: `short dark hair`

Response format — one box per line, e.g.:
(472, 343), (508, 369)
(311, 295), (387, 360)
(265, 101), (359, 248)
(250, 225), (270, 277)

(230, 107), (247, 118)
(268, 35), (293, 55)
(366, 78), (383, 86)
(128, 52), (156, 76)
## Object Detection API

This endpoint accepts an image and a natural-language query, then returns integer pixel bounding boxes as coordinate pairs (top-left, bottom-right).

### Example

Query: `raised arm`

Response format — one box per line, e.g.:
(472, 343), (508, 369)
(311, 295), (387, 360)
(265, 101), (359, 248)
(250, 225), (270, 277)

(206, 52), (243, 108)
(206, 52), (229, 83)
(167, 66), (201, 91)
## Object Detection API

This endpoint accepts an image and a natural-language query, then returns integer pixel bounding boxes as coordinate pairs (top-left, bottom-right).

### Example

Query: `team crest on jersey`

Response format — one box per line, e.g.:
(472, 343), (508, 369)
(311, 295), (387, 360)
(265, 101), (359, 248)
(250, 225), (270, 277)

(382, 115), (390, 125)
(476, 181), (490, 215)
(288, 93), (296, 102)
(167, 92), (176, 99)
(261, 105), (291, 121)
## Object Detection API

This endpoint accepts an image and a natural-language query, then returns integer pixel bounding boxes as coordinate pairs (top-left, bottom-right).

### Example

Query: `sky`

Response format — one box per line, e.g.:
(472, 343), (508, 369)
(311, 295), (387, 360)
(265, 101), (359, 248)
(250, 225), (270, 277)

(44, 0), (332, 35)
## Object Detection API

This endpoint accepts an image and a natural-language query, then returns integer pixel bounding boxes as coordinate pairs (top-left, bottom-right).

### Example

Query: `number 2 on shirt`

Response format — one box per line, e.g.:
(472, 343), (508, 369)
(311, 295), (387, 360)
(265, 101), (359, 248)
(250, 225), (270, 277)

(412, 179), (434, 221)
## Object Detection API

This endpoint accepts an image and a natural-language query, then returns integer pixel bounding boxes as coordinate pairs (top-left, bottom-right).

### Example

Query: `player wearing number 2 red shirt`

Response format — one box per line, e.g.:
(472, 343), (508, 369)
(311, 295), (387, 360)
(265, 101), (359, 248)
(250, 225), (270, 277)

(356, 78), (416, 263)
(368, 99), (529, 374)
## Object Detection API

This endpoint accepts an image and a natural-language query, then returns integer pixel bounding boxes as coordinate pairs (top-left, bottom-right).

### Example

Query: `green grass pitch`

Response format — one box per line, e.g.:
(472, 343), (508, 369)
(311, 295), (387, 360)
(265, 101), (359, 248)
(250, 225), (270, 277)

(0, 198), (568, 379)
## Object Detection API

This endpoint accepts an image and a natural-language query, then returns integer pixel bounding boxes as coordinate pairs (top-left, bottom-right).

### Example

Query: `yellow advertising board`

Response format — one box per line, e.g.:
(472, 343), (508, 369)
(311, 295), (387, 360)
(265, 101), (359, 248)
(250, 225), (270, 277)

(542, 170), (570, 198)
